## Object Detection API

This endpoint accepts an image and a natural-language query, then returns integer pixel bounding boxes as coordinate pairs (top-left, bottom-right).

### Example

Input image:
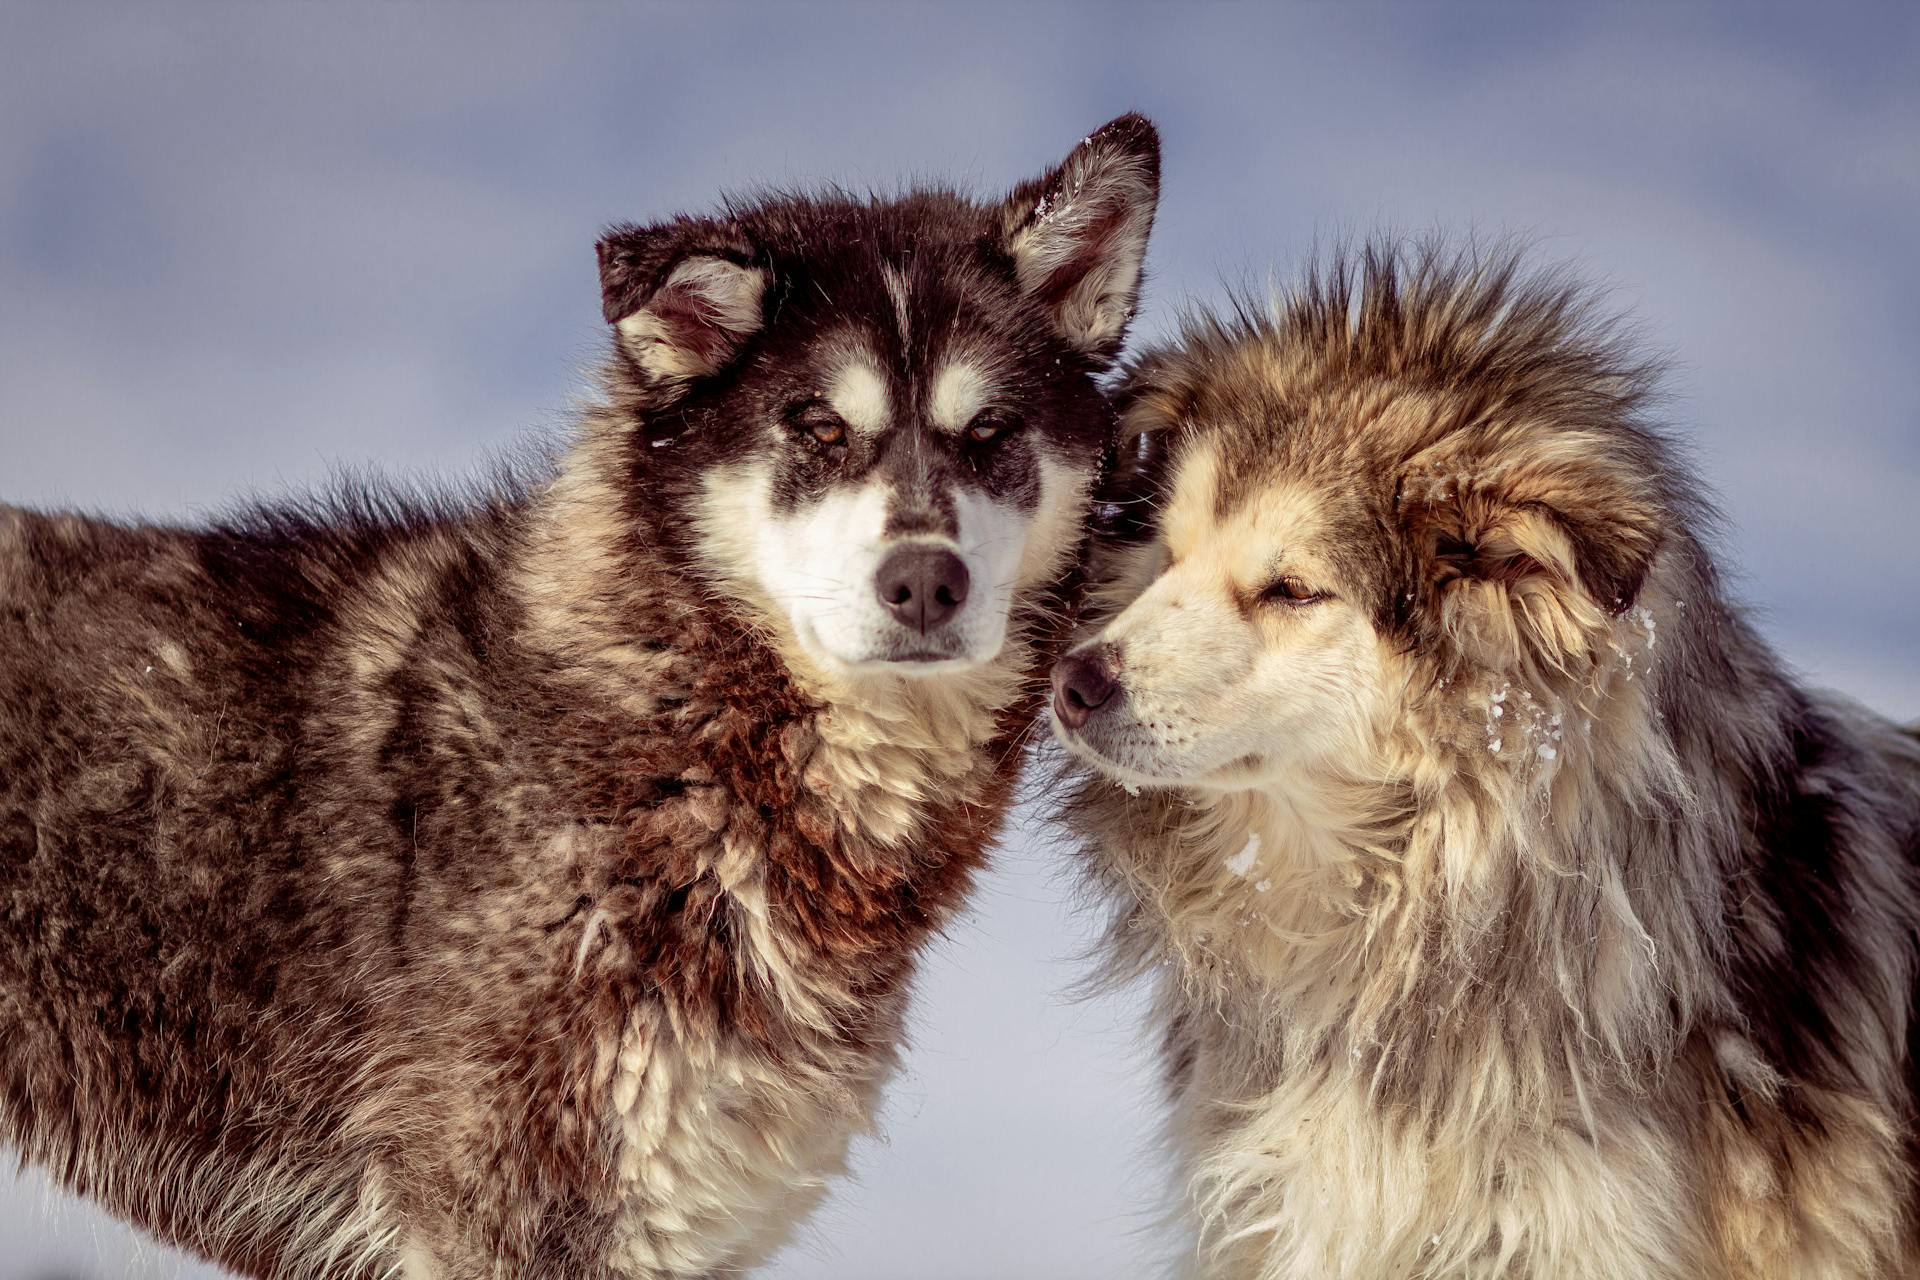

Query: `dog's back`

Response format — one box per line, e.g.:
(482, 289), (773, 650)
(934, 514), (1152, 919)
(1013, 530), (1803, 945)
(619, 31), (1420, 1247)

(0, 499), (500, 1271)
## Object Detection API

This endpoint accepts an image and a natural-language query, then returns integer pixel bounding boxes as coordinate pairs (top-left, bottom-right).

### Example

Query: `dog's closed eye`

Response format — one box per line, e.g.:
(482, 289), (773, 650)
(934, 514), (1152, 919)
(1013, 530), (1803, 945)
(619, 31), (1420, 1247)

(1259, 576), (1329, 606)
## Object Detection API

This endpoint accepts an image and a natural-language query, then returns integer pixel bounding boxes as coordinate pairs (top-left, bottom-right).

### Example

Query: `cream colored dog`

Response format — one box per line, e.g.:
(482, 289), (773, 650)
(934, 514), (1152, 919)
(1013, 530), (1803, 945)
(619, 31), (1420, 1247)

(1051, 244), (1920, 1280)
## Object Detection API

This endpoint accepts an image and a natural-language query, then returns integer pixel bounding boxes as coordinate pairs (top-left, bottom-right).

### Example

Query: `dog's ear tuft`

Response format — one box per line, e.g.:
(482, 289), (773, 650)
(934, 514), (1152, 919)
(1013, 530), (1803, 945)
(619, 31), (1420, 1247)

(596, 219), (768, 387)
(1400, 439), (1663, 671)
(997, 113), (1161, 362)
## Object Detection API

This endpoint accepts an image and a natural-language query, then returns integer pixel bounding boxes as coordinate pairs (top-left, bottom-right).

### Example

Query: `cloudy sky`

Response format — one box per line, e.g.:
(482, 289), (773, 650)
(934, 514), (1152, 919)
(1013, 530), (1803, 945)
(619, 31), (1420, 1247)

(2, 4), (1915, 1278)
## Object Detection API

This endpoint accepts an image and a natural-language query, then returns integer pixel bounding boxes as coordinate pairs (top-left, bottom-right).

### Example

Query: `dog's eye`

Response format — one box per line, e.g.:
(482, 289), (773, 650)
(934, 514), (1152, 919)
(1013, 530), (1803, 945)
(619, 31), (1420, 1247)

(1260, 576), (1327, 606)
(965, 409), (1022, 444)
(787, 401), (848, 446)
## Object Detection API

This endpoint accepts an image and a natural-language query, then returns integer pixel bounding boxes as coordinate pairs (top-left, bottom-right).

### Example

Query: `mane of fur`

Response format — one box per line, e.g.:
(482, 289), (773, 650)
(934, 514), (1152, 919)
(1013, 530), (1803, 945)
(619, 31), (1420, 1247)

(1065, 242), (1920, 1279)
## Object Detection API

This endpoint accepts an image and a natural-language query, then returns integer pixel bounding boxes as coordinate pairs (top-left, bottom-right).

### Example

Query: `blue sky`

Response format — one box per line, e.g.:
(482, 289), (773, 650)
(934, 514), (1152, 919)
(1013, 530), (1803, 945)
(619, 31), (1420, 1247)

(2, 5), (1916, 1278)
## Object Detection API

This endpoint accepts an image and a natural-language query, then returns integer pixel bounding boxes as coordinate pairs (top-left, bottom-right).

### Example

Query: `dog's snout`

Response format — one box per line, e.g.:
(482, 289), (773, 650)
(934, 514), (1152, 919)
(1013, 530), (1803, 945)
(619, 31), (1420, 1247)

(874, 545), (971, 633)
(1052, 647), (1121, 730)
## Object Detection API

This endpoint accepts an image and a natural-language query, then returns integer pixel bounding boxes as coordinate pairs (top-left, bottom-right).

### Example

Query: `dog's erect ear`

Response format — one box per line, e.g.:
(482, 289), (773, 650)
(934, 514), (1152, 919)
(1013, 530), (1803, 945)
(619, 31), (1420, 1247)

(596, 218), (768, 387)
(996, 113), (1160, 362)
(1399, 439), (1664, 671)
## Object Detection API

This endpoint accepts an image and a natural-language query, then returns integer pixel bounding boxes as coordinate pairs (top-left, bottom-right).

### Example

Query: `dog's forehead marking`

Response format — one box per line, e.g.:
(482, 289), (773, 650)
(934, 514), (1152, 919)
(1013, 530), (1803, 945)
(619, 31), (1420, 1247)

(827, 357), (890, 436)
(1167, 441), (1328, 583)
(1219, 485), (1326, 584)
(929, 361), (993, 433)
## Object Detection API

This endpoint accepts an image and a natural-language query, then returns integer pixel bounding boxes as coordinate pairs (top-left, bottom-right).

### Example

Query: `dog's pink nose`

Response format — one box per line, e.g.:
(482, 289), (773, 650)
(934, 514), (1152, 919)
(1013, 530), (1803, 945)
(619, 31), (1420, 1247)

(1052, 647), (1120, 729)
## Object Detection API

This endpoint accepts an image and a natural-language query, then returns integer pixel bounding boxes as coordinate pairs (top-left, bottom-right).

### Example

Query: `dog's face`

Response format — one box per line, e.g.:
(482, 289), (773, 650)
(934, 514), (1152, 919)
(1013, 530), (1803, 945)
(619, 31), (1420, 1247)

(593, 116), (1159, 676)
(1052, 266), (1668, 791)
(1054, 434), (1403, 790)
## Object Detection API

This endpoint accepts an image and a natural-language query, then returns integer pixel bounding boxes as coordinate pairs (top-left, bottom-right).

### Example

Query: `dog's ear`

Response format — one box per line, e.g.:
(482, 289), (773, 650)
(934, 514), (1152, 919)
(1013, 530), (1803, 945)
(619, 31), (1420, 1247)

(1399, 438), (1663, 671)
(596, 218), (768, 388)
(996, 113), (1160, 362)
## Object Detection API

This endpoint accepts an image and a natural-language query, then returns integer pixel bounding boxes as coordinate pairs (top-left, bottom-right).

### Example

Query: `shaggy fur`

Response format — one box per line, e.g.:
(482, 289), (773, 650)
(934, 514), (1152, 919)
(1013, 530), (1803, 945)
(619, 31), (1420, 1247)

(0, 115), (1160, 1277)
(1052, 243), (1920, 1279)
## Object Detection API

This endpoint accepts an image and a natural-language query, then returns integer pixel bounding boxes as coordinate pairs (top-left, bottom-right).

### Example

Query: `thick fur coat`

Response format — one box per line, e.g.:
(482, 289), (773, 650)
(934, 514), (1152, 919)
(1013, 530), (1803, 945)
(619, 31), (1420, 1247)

(1052, 244), (1920, 1279)
(0, 116), (1160, 1277)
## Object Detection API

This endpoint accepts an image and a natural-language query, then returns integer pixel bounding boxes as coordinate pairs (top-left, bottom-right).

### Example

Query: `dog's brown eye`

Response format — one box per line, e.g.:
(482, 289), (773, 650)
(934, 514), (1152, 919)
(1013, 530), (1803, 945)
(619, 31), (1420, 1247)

(1261, 576), (1326, 605)
(788, 401), (847, 446)
(965, 410), (1022, 444)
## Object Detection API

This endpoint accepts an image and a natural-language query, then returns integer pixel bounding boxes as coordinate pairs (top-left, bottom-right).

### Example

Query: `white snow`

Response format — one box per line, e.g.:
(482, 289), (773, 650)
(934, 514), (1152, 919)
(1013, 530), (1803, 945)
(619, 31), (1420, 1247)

(1631, 605), (1658, 649)
(1225, 831), (1262, 878)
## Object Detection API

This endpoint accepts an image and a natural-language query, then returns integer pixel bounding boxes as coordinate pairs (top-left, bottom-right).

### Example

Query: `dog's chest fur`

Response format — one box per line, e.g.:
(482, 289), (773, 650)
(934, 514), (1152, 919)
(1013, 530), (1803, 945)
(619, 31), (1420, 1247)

(542, 652), (1018, 1276)
(1167, 1004), (1707, 1280)
(419, 608), (1024, 1277)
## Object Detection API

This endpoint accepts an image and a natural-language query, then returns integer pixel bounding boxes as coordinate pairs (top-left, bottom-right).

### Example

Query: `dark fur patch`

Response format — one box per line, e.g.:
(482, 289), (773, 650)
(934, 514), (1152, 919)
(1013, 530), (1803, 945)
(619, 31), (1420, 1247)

(1724, 703), (1897, 1106)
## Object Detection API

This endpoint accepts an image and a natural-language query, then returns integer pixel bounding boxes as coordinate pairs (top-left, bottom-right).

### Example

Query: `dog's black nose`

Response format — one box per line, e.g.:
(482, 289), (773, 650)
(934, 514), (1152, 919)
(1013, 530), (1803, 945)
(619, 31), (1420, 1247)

(1052, 647), (1120, 729)
(875, 545), (971, 633)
